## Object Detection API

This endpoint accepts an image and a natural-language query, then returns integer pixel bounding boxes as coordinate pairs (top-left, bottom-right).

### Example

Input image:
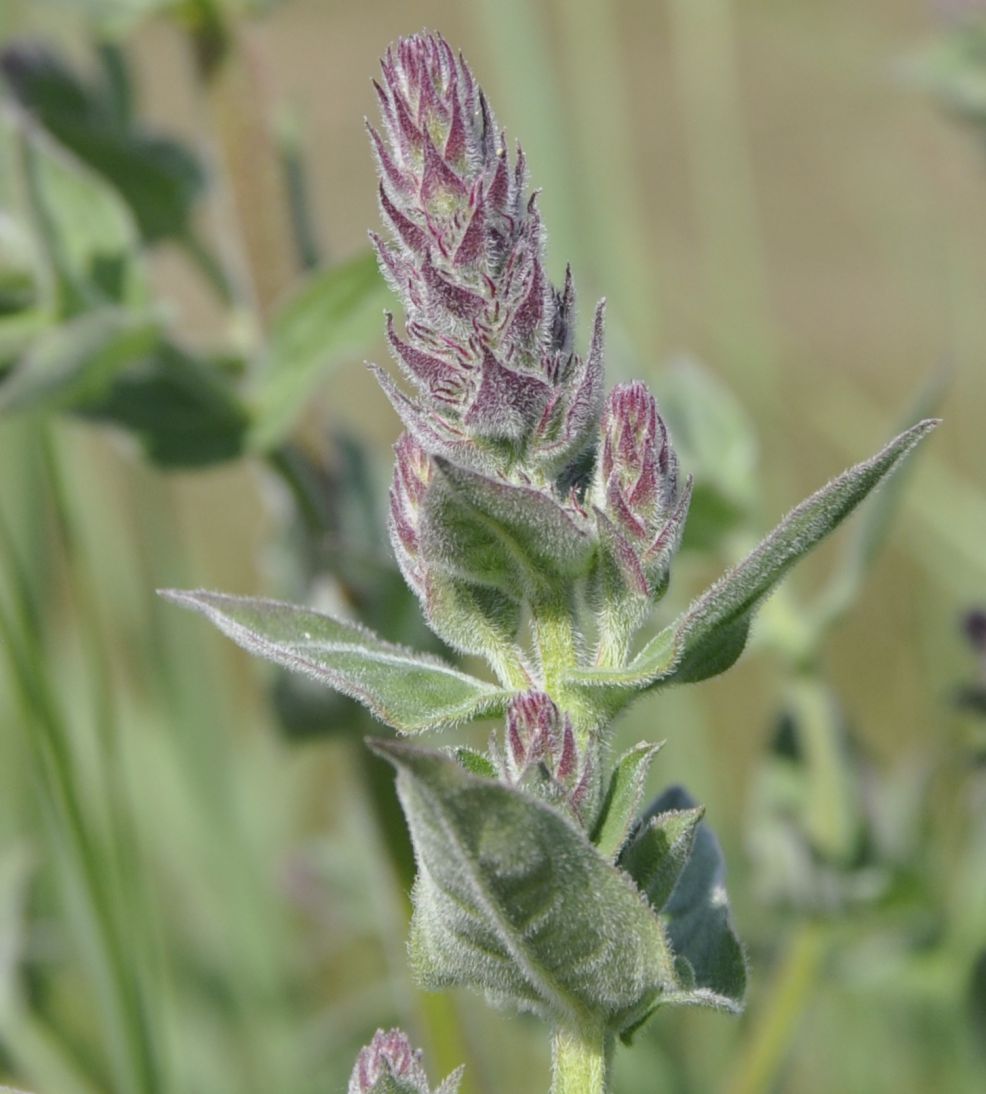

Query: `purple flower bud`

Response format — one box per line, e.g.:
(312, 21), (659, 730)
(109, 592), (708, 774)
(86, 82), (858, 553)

(349, 1028), (429, 1094)
(369, 32), (603, 476)
(502, 692), (593, 821)
(592, 381), (690, 596)
(389, 432), (435, 598)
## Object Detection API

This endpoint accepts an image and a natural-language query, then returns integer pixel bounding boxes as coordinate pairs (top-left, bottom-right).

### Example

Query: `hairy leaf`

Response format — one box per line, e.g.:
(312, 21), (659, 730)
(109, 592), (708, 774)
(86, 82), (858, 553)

(160, 590), (511, 733)
(423, 459), (593, 597)
(619, 805), (704, 913)
(591, 741), (664, 861)
(372, 740), (680, 1033)
(666, 419), (938, 685)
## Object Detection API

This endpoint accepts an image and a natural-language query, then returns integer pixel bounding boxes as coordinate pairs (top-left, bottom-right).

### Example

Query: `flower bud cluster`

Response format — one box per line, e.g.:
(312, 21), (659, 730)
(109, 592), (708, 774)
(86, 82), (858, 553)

(349, 1029), (428, 1093)
(349, 1028), (463, 1094)
(590, 381), (690, 601)
(373, 32), (689, 677)
(498, 692), (593, 821)
(369, 34), (603, 480)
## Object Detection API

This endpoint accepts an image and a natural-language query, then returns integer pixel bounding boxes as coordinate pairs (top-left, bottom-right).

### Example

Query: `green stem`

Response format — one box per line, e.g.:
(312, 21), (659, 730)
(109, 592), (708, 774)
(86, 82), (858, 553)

(531, 589), (579, 693)
(551, 1026), (612, 1094)
(727, 921), (828, 1094)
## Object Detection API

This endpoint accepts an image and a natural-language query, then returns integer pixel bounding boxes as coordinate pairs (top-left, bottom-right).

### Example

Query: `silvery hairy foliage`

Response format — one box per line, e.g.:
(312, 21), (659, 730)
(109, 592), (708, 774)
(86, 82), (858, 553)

(163, 31), (937, 1092)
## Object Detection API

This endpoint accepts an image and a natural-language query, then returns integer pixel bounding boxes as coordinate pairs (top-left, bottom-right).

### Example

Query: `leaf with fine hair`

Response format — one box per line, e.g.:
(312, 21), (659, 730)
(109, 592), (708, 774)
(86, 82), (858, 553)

(371, 739), (684, 1034)
(159, 590), (512, 734)
(563, 420), (939, 708)
(591, 741), (664, 862)
(422, 459), (594, 597)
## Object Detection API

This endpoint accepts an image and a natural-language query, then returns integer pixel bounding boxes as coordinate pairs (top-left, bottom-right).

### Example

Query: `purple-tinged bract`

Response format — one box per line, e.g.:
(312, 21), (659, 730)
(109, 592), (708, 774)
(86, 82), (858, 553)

(500, 692), (593, 821)
(349, 1028), (429, 1093)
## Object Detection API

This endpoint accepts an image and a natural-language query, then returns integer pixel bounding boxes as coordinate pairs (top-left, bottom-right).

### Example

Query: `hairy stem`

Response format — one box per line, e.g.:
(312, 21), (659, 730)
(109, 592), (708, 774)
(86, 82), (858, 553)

(531, 589), (579, 693)
(551, 1025), (612, 1094)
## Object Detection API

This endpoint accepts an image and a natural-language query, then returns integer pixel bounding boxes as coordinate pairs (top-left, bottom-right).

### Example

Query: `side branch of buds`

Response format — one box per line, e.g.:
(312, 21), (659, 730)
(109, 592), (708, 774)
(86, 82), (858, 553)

(349, 1028), (463, 1094)
(496, 692), (594, 823)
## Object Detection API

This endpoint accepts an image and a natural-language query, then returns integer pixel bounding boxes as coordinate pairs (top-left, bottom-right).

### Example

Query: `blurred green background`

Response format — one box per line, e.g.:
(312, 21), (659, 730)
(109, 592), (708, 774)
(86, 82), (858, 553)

(1, 1), (984, 1092)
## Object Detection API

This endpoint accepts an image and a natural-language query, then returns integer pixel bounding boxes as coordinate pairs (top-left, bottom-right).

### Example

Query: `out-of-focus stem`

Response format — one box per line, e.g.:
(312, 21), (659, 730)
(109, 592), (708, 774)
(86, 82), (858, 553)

(726, 921), (828, 1094)
(275, 104), (323, 273)
(668, 0), (779, 413)
(555, 0), (663, 353)
(186, 9), (296, 328)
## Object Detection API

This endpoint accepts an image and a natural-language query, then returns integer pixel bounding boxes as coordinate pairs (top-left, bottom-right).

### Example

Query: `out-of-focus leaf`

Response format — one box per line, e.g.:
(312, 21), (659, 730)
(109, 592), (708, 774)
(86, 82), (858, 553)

(2, 109), (145, 316)
(1, 42), (205, 245)
(906, 21), (986, 126)
(656, 358), (758, 552)
(621, 786), (746, 1040)
(250, 251), (388, 449)
(0, 309), (51, 373)
(79, 340), (248, 466)
(0, 843), (33, 1025)
(370, 739), (683, 1033)
(0, 307), (160, 413)
(968, 950), (986, 1052)
(0, 212), (39, 316)
(562, 421), (939, 711)
(160, 590), (513, 733)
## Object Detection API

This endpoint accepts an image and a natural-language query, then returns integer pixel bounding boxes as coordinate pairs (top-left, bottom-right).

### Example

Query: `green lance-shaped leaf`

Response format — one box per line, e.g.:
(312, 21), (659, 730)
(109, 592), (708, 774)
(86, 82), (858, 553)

(563, 420), (939, 709)
(160, 590), (512, 733)
(2, 109), (145, 316)
(250, 251), (390, 450)
(591, 740), (664, 862)
(372, 739), (681, 1034)
(621, 786), (746, 1039)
